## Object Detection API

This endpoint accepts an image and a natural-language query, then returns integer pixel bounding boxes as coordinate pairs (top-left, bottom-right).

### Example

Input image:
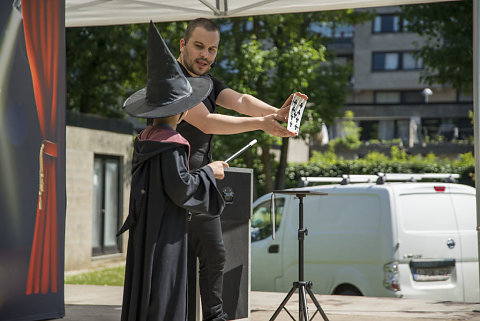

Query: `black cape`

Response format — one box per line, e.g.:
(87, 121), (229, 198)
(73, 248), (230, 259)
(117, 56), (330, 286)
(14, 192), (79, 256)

(118, 125), (225, 321)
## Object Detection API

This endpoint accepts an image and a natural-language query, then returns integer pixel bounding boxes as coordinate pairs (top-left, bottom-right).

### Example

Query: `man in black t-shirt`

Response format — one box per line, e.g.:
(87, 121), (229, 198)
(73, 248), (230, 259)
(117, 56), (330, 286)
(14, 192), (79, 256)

(177, 63), (228, 169)
(176, 18), (307, 321)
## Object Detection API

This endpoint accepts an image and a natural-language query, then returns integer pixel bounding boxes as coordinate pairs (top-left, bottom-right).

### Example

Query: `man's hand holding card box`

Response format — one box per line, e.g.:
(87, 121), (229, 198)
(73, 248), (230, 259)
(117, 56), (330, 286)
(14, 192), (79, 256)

(286, 93), (308, 134)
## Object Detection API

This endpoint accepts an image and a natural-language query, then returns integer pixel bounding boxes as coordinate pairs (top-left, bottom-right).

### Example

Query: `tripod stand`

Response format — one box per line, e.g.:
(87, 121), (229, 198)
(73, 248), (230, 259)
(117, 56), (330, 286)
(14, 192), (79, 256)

(270, 190), (329, 321)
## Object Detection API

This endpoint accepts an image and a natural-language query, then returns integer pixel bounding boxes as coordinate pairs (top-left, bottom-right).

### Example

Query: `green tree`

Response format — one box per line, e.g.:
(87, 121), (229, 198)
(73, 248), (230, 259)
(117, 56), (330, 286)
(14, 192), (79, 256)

(66, 22), (187, 117)
(211, 10), (373, 191)
(66, 11), (374, 193)
(330, 110), (362, 150)
(400, 0), (472, 94)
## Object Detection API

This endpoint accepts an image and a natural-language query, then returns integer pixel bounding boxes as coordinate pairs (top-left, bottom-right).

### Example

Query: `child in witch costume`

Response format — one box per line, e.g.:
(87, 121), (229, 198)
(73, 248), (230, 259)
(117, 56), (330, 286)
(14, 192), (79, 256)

(117, 22), (228, 321)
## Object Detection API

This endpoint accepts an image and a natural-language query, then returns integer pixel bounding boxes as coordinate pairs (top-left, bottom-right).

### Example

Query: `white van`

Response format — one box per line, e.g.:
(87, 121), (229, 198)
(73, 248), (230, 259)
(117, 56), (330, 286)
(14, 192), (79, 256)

(250, 174), (480, 302)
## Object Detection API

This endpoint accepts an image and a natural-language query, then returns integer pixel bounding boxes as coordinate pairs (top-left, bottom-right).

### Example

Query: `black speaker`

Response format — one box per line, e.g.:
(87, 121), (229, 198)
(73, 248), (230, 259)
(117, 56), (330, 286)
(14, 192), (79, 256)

(218, 168), (252, 320)
(188, 167), (253, 321)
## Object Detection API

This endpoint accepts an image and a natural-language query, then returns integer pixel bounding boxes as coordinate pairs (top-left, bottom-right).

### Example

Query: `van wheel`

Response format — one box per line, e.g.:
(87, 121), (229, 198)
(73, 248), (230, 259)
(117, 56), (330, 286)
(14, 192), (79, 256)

(334, 285), (362, 296)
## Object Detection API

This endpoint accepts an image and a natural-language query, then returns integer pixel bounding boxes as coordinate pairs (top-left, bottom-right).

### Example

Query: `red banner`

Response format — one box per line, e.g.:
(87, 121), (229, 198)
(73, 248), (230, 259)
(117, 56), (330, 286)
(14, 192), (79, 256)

(22, 0), (62, 296)
(0, 0), (65, 319)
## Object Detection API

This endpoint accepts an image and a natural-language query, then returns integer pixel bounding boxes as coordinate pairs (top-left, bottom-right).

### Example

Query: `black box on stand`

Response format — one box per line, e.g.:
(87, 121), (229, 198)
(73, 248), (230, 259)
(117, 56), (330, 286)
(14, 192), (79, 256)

(188, 167), (253, 321)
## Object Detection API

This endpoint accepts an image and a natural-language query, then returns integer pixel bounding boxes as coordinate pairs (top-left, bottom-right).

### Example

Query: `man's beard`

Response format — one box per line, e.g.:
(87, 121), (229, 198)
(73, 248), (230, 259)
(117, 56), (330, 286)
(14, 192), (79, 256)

(183, 53), (210, 76)
(187, 62), (204, 76)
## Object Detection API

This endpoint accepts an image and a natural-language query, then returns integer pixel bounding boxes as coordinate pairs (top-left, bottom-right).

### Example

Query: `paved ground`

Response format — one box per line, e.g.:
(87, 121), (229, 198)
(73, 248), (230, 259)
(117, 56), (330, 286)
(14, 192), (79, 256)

(64, 284), (480, 321)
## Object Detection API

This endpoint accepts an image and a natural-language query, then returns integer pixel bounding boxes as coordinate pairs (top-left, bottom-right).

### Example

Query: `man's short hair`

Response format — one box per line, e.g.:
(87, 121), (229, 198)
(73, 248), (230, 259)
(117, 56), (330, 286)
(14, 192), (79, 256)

(184, 18), (220, 42)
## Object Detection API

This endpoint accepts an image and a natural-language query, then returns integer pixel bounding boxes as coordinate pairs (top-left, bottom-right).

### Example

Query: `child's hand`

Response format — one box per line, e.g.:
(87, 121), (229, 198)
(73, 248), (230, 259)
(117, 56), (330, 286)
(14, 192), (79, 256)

(208, 161), (229, 180)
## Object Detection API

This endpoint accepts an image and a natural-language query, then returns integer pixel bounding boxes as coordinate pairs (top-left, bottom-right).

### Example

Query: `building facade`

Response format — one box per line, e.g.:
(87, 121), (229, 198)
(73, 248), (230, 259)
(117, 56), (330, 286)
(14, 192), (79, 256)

(337, 6), (473, 148)
(65, 113), (132, 272)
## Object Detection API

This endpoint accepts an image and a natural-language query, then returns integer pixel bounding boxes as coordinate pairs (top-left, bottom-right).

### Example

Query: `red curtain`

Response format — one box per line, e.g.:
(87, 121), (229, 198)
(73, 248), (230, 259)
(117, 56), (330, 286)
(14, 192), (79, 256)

(22, 0), (61, 295)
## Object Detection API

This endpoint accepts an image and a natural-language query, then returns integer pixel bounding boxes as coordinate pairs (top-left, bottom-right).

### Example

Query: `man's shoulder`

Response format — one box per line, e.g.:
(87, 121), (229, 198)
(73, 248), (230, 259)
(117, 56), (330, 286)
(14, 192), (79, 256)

(205, 72), (220, 83)
(207, 73), (228, 93)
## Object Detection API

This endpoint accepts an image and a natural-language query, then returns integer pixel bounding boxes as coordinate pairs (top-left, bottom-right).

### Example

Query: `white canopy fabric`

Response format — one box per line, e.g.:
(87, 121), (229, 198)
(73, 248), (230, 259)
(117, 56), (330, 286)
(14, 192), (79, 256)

(65, 0), (455, 27)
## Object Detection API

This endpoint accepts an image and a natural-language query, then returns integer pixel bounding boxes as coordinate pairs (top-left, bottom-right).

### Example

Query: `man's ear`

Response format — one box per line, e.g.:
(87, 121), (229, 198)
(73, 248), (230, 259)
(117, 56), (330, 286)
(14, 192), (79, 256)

(179, 38), (186, 51)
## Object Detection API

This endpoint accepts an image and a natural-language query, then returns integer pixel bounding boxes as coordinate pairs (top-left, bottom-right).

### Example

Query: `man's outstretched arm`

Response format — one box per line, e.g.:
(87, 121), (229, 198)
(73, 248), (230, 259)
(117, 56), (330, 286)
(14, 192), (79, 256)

(182, 102), (296, 137)
(216, 89), (278, 116)
(216, 89), (307, 120)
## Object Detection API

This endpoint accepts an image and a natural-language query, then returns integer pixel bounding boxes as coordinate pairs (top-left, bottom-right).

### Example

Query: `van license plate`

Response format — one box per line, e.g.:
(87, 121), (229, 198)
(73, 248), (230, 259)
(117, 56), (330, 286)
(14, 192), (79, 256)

(413, 268), (451, 281)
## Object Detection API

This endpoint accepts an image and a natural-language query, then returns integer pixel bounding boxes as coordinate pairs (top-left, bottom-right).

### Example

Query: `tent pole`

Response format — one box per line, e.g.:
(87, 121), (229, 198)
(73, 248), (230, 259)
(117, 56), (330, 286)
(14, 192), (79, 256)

(474, 0), (480, 290)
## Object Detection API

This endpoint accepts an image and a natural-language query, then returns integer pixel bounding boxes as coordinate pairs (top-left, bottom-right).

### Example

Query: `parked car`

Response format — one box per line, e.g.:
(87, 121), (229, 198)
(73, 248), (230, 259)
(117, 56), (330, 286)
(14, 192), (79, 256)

(250, 174), (479, 302)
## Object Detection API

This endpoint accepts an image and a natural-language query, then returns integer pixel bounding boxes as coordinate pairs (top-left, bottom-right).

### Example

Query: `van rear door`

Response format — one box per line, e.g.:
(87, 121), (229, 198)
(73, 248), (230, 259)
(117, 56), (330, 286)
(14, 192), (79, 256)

(394, 183), (465, 301)
(449, 187), (479, 302)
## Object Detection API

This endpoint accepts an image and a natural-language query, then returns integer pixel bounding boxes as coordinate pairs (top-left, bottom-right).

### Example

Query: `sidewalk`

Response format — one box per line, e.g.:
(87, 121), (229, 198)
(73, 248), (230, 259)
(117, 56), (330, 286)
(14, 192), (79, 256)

(64, 284), (480, 320)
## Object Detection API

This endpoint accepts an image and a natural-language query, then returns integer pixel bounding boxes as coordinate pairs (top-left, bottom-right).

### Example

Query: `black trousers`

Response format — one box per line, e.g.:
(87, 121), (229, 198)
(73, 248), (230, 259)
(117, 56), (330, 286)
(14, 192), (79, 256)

(188, 213), (228, 321)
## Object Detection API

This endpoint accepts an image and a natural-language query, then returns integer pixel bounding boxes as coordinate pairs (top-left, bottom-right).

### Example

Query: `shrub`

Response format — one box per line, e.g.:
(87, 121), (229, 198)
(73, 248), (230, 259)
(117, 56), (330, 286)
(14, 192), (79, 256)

(251, 150), (475, 198)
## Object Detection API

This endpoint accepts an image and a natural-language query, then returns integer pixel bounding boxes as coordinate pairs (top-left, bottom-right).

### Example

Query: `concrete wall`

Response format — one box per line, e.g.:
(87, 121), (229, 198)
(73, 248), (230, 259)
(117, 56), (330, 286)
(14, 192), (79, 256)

(287, 138), (310, 163)
(65, 125), (132, 271)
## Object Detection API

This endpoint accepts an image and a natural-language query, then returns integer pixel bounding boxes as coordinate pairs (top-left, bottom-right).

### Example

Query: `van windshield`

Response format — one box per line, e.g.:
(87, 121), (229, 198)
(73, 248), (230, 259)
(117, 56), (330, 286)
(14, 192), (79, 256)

(251, 198), (285, 242)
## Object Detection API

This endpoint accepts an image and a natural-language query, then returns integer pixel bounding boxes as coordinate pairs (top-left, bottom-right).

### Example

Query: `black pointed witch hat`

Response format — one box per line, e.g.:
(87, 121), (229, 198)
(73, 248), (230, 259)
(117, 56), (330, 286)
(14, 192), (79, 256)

(123, 21), (212, 118)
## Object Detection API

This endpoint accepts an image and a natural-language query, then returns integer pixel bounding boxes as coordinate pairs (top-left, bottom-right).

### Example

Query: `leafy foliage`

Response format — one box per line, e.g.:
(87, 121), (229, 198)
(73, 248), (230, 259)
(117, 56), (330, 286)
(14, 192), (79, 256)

(66, 22), (187, 117)
(400, 0), (472, 93)
(247, 146), (474, 199)
(65, 11), (374, 191)
(210, 11), (374, 191)
(279, 150), (475, 197)
(329, 110), (362, 149)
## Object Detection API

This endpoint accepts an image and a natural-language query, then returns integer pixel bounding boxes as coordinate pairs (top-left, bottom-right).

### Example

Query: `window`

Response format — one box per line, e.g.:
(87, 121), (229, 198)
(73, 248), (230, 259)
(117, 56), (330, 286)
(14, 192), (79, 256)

(375, 91), (401, 104)
(92, 155), (122, 256)
(422, 118), (473, 141)
(251, 198), (285, 242)
(403, 17), (423, 32)
(333, 24), (354, 39)
(402, 52), (423, 70)
(310, 22), (353, 39)
(402, 91), (424, 103)
(311, 22), (333, 37)
(375, 90), (425, 104)
(378, 119), (410, 143)
(359, 120), (379, 141)
(372, 52), (423, 71)
(373, 14), (408, 33)
(399, 194), (457, 232)
(372, 52), (399, 71)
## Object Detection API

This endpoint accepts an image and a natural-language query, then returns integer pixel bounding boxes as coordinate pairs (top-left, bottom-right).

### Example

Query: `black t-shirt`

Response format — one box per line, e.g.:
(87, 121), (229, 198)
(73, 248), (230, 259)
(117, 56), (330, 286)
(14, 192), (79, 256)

(177, 65), (228, 170)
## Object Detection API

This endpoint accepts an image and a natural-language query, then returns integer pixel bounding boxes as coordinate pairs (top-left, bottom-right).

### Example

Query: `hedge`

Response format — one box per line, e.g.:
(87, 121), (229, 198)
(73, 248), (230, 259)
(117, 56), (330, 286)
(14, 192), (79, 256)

(247, 149), (475, 198)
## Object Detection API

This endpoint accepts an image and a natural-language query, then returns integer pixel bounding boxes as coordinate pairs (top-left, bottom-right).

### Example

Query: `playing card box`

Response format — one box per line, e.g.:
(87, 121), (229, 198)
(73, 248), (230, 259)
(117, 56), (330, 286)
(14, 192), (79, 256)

(287, 93), (307, 134)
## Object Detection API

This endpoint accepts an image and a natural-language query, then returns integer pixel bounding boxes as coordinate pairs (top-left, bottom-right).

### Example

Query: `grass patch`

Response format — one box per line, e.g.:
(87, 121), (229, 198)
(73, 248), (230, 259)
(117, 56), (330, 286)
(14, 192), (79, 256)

(65, 264), (126, 286)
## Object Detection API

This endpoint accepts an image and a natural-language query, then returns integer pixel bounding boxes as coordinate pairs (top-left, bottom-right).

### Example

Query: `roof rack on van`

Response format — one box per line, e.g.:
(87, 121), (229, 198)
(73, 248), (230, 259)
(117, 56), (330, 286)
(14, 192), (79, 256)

(376, 173), (459, 184)
(299, 175), (376, 186)
(299, 173), (460, 186)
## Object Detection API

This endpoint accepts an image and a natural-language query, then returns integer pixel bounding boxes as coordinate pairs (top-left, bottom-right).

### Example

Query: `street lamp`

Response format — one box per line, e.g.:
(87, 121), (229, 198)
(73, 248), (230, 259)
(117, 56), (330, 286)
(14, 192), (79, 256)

(422, 88), (433, 103)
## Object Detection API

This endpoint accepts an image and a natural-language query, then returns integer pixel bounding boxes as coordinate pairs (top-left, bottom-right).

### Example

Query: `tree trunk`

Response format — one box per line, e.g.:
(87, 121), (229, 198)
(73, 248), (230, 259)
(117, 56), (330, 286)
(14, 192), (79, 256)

(261, 143), (273, 193)
(244, 148), (254, 169)
(275, 137), (289, 190)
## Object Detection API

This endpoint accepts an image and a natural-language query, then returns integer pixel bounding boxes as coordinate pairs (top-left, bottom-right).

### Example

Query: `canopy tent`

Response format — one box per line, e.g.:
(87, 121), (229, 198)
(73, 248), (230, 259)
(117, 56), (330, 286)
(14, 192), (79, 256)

(64, 0), (480, 279)
(3, 1), (476, 320)
(66, 0), (455, 27)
